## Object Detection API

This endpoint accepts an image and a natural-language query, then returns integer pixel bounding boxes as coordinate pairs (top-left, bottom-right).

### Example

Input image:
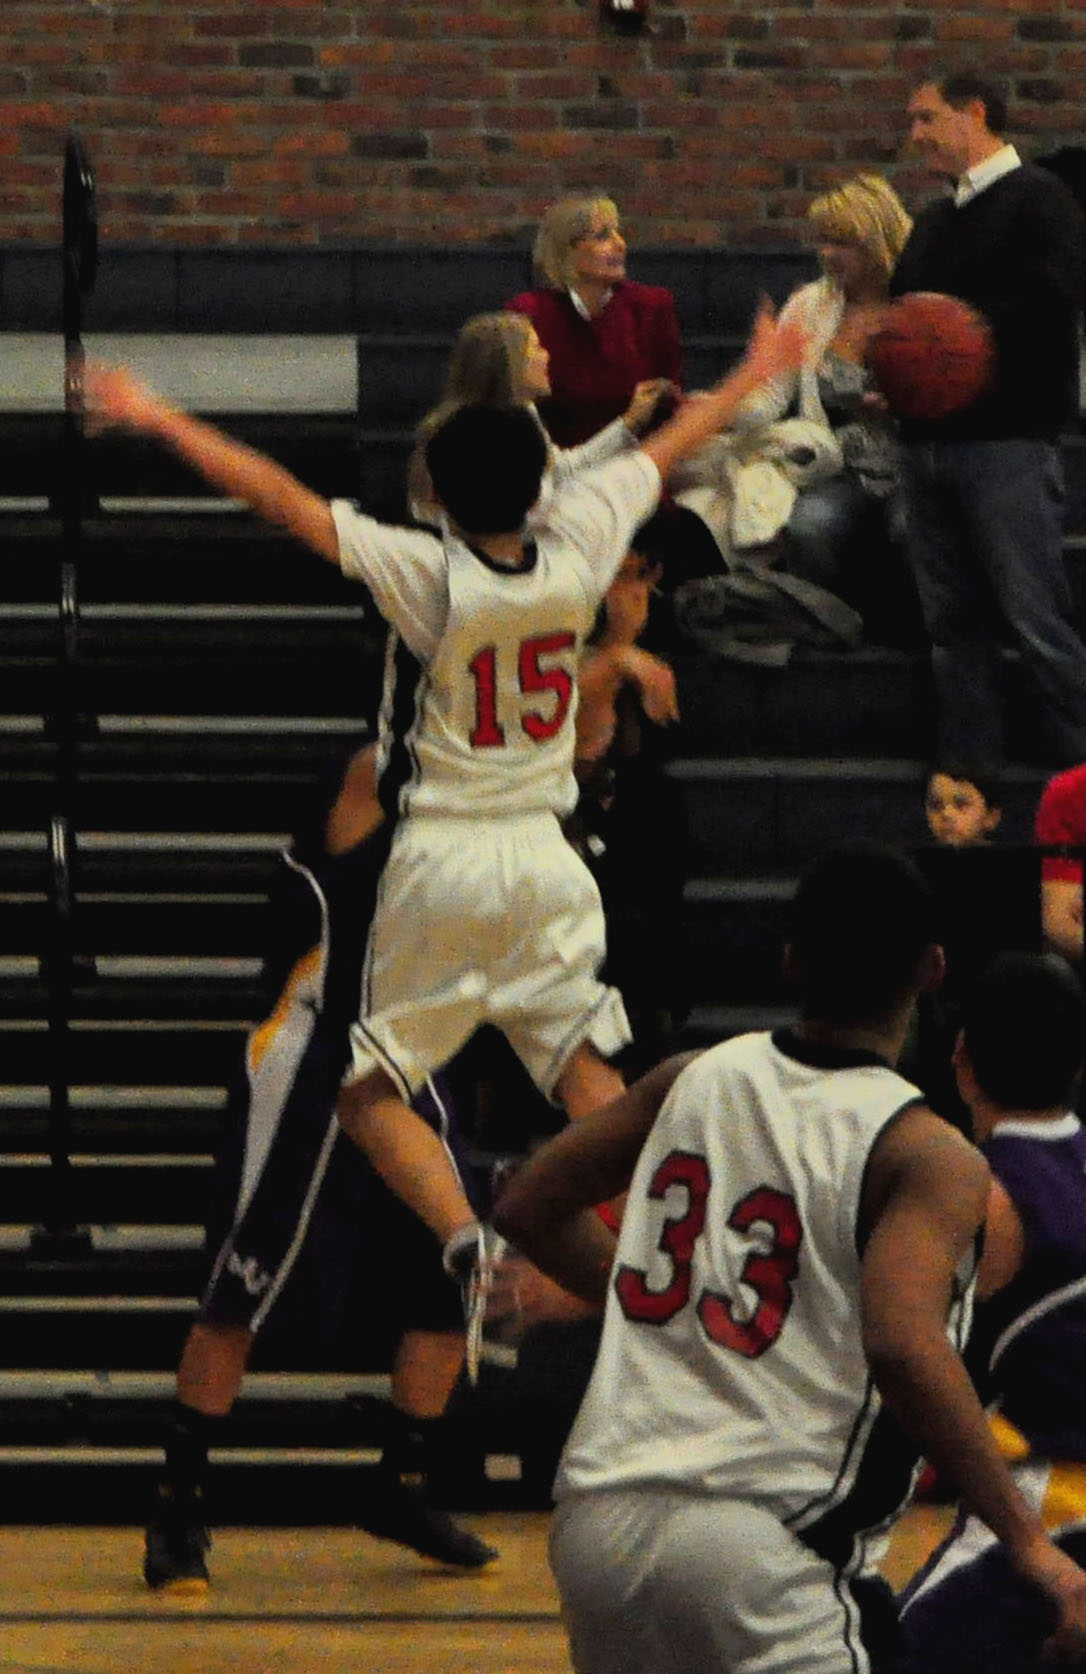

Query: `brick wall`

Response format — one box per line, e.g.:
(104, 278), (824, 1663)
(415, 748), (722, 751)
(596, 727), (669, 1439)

(3, 0), (1086, 248)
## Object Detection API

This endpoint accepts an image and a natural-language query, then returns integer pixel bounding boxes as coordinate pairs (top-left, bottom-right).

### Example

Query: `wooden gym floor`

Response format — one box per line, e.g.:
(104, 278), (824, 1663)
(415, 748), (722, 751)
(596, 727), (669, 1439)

(0, 1505), (952, 1674)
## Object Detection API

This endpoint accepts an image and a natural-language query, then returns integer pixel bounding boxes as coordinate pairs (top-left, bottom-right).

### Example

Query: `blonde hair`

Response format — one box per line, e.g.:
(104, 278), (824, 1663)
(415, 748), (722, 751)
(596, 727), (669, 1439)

(532, 195), (621, 289)
(806, 174), (912, 282)
(409, 311), (536, 515)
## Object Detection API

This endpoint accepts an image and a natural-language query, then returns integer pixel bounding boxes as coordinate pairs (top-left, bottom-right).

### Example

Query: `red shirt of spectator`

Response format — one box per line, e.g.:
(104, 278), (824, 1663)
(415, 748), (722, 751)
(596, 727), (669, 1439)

(507, 195), (681, 447)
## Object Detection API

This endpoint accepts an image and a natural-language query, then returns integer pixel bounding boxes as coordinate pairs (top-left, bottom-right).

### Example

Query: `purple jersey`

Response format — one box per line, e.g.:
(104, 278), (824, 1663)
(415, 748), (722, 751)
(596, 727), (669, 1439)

(980, 1115), (1086, 1460)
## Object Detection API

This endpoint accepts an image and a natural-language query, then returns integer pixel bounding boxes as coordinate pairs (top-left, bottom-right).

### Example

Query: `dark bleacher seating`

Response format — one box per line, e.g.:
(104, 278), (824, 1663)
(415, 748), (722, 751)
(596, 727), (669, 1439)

(1, 239), (1084, 1521)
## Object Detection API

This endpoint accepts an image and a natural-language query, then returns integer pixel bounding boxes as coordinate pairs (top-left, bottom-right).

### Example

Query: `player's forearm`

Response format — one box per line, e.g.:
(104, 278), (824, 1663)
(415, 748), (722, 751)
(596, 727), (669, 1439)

(640, 359), (766, 482)
(495, 1204), (617, 1308)
(142, 404), (339, 561)
(867, 1325), (1044, 1560)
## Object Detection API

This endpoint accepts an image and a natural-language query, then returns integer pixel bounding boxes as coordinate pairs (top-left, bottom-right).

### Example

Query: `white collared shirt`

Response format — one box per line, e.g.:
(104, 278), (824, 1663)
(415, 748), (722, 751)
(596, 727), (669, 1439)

(954, 143), (1021, 208)
(568, 286), (613, 320)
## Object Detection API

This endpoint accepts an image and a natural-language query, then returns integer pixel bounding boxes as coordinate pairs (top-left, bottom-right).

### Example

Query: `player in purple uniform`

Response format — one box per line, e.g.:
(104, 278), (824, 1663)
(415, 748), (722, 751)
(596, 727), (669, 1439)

(900, 951), (1086, 1671)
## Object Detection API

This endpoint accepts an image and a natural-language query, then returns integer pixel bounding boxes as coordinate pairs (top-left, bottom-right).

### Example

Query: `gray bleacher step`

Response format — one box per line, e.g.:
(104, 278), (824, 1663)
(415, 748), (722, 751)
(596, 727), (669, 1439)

(0, 1224), (203, 1253)
(100, 713), (363, 734)
(678, 877), (794, 1004)
(0, 1084), (226, 1111)
(672, 633), (1086, 765)
(0, 411), (394, 511)
(0, 1295), (398, 1374)
(89, 956), (262, 978)
(0, 1085), (225, 1154)
(668, 756), (1049, 870)
(74, 900), (270, 959)
(2, 333), (361, 415)
(0, 1242), (204, 1299)
(679, 1003), (797, 1047)
(68, 771), (337, 835)
(0, 503), (362, 607)
(0, 1293), (197, 1370)
(0, 1153), (214, 1225)
(74, 830), (287, 893)
(98, 496), (247, 514)
(65, 969), (264, 1023)
(0, 1369), (389, 1401)
(0, 1445), (530, 1523)
(0, 1018), (247, 1083)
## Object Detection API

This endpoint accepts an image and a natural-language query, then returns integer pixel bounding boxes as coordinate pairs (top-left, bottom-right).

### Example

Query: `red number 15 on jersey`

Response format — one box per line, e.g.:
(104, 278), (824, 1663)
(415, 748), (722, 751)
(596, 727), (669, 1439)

(614, 1149), (803, 1359)
(468, 632), (576, 748)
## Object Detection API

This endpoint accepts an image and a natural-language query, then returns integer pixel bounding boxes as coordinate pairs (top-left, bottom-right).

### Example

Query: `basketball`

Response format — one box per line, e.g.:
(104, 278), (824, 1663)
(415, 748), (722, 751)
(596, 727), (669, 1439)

(865, 291), (995, 421)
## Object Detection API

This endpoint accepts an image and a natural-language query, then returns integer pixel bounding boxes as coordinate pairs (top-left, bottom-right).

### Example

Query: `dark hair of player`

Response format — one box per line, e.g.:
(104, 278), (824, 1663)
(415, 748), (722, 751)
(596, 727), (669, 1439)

(787, 841), (939, 1022)
(424, 403), (549, 536)
(961, 951), (1086, 1111)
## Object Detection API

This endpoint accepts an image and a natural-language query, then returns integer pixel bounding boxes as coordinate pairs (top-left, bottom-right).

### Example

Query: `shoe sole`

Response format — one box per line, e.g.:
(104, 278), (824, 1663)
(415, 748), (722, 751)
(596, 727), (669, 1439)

(147, 1574), (210, 1597)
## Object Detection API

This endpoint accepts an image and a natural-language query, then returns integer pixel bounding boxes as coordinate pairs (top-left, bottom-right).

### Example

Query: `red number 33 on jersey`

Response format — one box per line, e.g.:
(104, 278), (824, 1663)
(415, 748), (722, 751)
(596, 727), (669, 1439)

(614, 1150), (803, 1359)
(468, 632), (576, 748)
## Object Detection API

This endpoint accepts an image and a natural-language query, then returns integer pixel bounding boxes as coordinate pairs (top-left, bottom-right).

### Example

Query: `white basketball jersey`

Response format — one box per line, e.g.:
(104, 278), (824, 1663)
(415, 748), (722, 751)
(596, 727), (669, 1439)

(557, 1029), (976, 1566)
(382, 534), (595, 819)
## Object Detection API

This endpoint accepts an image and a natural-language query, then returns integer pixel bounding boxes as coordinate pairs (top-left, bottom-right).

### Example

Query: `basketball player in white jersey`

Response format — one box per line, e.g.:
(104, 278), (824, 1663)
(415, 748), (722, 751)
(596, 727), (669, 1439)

(84, 305), (805, 1361)
(495, 843), (1086, 1673)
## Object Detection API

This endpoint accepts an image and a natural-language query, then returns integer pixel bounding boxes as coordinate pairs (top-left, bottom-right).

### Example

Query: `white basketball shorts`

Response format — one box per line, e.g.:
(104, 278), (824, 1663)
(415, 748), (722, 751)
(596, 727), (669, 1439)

(345, 811), (631, 1099)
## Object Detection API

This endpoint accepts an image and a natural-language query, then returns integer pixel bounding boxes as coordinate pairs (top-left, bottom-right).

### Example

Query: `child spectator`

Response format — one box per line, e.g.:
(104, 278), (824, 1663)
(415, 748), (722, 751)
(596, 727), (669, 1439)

(925, 763), (1003, 847)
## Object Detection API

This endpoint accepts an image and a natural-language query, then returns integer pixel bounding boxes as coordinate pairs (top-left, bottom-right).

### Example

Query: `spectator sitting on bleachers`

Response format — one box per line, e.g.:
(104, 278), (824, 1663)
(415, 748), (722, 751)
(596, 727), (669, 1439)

(913, 761), (1007, 1133)
(506, 195), (681, 448)
(1034, 761), (1086, 966)
(408, 310), (666, 528)
(671, 175), (923, 649)
(925, 762), (1004, 848)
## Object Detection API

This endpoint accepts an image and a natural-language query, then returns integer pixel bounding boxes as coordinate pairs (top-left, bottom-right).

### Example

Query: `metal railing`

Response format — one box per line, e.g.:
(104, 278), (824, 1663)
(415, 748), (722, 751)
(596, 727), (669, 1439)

(33, 135), (99, 1257)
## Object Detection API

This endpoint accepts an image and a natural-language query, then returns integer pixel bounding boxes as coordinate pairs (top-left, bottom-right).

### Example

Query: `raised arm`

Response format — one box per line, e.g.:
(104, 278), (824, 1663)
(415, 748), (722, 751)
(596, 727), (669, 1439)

(861, 1105), (1086, 1660)
(83, 364), (340, 563)
(640, 302), (808, 483)
(493, 1052), (695, 1305)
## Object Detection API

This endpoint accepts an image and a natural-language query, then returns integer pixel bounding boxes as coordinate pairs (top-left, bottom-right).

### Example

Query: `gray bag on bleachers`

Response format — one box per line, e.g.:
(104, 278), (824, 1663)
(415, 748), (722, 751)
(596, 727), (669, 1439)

(673, 559), (863, 668)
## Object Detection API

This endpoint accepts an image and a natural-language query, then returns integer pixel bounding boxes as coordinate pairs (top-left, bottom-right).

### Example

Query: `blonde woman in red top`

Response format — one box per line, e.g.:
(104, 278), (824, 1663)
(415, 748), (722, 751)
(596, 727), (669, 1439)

(507, 195), (681, 447)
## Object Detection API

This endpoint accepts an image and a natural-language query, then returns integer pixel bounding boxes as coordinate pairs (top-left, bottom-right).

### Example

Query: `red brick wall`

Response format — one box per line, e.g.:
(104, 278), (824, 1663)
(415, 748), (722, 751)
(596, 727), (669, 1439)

(4, 0), (1085, 247)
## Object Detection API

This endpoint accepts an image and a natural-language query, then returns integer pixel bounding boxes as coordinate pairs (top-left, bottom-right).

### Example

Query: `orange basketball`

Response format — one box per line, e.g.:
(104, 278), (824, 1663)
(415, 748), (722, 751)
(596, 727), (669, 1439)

(865, 291), (995, 421)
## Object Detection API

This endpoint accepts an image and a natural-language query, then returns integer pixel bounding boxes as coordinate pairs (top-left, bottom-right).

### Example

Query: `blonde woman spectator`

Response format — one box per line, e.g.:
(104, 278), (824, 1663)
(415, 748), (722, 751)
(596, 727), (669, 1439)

(409, 309), (664, 525)
(507, 195), (681, 447)
(734, 174), (919, 638)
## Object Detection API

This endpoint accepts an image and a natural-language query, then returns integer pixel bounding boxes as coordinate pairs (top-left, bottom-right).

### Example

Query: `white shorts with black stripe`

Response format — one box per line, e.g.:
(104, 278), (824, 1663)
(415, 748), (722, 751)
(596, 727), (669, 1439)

(345, 810), (631, 1101)
(550, 1489), (881, 1674)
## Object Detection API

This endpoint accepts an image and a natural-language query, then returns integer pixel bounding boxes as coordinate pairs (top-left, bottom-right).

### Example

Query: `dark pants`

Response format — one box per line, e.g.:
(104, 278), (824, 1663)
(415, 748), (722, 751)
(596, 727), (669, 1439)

(902, 438), (1086, 767)
(900, 1526), (1086, 1673)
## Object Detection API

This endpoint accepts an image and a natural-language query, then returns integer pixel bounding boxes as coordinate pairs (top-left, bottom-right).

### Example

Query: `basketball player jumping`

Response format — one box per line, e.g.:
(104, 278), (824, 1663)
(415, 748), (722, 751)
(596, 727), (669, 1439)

(84, 301), (806, 1379)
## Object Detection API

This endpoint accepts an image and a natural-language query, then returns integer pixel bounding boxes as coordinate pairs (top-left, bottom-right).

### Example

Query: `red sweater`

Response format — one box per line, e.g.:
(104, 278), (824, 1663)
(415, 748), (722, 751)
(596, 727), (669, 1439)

(506, 281), (682, 447)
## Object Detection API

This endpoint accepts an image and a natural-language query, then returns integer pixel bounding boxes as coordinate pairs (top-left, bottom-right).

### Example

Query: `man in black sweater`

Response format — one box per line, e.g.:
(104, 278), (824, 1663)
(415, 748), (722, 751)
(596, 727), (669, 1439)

(893, 71), (1086, 770)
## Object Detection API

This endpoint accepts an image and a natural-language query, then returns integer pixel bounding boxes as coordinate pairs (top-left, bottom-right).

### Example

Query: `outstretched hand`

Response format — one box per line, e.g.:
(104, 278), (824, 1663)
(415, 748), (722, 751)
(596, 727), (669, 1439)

(623, 378), (681, 434)
(742, 296), (809, 387)
(83, 362), (170, 438)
